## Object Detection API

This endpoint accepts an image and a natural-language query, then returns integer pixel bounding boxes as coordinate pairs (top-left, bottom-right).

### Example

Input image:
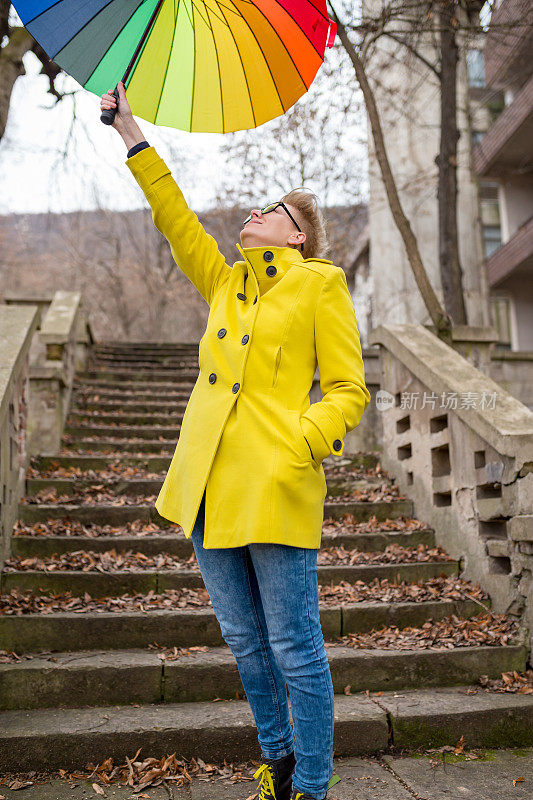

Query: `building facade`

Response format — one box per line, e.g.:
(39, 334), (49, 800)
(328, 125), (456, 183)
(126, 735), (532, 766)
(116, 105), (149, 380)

(361, 1), (491, 330)
(473, 0), (533, 351)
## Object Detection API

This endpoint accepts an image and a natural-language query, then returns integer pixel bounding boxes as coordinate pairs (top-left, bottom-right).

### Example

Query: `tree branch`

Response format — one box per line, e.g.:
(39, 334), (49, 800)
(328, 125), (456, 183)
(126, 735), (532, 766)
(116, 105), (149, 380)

(329, 1), (451, 335)
(383, 30), (441, 78)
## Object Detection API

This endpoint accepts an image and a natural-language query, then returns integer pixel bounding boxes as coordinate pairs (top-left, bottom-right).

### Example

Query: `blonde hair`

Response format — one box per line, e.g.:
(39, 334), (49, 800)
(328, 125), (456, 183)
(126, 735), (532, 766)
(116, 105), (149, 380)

(280, 188), (329, 260)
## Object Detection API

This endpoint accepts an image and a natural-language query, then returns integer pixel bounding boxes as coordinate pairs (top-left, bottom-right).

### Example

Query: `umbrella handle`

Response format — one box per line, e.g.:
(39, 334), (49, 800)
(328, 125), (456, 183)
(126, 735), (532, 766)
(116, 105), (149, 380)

(100, 86), (119, 125)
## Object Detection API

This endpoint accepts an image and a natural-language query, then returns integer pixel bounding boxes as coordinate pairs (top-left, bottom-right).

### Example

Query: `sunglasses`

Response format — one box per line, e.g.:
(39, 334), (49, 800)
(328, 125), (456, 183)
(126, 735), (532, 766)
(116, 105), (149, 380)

(243, 202), (304, 252)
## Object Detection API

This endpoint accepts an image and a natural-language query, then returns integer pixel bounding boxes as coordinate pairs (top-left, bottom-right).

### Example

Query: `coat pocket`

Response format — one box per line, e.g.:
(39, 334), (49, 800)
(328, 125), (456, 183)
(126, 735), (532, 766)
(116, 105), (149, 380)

(287, 409), (314, 464)
(272, 345), (282, 388)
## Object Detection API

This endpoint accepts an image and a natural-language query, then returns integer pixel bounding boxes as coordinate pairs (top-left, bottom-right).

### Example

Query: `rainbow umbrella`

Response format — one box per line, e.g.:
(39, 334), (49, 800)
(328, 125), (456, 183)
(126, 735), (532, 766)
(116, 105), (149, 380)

(12, 0), (337, 133)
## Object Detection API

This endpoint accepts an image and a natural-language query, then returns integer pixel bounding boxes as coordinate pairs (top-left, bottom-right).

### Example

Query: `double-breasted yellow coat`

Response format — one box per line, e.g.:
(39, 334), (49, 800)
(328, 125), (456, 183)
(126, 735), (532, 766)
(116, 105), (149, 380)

(126, 146), (370, 549)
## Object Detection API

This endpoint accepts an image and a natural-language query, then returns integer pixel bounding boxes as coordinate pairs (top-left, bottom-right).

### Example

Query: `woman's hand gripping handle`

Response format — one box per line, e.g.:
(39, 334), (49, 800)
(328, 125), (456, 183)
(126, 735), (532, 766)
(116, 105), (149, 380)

(99, 81), (147, 152)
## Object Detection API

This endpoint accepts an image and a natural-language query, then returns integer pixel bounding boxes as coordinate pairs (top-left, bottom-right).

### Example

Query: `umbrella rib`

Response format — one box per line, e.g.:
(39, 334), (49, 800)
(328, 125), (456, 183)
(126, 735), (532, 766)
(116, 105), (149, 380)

(271, 0), (324, 60)
(21, 0), (63, 26)
(190, 0), (232, 30)
(204, 3), (226, 133)
(216, 0), (284, 117)
(154, 0), (181, 125)
(189, 0), (197, 132)
(222, 0), (311, 100)
(83, 2), (147, 87)
(213, 0), (256, 129)
(43, 0), (118, 60)
(251, 2), (310, 97)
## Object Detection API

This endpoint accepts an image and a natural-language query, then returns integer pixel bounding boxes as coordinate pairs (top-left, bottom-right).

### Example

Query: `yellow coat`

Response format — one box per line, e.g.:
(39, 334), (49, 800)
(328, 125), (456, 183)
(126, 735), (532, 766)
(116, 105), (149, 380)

(126, 146), (370, 549)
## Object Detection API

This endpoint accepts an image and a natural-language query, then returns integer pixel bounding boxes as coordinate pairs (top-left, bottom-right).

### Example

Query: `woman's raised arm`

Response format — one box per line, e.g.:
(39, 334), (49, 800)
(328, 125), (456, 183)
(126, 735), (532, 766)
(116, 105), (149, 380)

(100, 83), (231, 306)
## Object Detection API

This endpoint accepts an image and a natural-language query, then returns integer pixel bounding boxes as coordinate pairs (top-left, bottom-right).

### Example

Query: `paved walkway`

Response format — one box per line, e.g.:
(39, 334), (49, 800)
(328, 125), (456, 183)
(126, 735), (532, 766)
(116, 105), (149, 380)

(1, 749), (532, 799)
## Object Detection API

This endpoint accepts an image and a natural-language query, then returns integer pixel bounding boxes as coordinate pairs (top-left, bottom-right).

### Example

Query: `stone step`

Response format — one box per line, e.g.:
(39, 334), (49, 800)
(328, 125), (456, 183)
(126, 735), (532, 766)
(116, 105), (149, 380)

(0, 561), (458, 596)
(2, 687), (532, 772)
(59, 439), (177, 453)
(65, 416), (184, 433)
(18, 499), (415, 524)
(72, 385), (193, 399)
(30, 452), (380, 472)
(89, 360), (199, 371)
(64, 425), (182, 439)
(73, 377), (197, 390)
(1, 644), (525, 711)
(71, 400), (189, 413)
(11, 529), (436, 558)
(24, 476), (383, 498)
(91, 351), (198, 360)
(0, 596), (485, 654)
(91, 350), (198, 359)
(91, 342), (198, 355)
(78, 369), (199, 382)
(66, 412), (185, 426)
(30, 455), (174, 471)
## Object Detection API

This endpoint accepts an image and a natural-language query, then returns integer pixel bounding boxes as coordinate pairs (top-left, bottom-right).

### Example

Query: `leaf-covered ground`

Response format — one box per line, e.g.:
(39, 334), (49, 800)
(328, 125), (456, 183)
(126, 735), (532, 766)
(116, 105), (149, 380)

(0, 576), (488, 616)
(20, 484), (403, 505)
(12, 514), (429, 539)
(3, 544), (453, 574)
(0, 611), (518, 666)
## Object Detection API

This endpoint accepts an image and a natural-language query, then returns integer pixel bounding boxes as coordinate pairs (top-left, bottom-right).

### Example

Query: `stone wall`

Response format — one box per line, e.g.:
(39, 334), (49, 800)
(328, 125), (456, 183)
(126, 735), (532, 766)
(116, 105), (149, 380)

(370, 324), (533, 654)
(0, 306), (39, 566)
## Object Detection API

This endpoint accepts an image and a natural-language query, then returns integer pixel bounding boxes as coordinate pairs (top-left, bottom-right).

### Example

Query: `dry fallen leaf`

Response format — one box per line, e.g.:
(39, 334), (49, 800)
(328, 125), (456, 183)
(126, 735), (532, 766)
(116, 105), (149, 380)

(92, 782), (105, 795)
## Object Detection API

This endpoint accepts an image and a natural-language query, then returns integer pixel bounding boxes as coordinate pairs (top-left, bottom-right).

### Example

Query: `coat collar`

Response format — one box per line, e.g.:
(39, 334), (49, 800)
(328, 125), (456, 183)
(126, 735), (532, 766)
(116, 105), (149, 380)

(234, 244), (304, 297)
(235, 243), (304, 274)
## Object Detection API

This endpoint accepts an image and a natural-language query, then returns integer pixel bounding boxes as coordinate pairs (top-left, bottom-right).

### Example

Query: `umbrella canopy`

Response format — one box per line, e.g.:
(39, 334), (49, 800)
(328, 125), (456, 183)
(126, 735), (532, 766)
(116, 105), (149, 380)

(13, 0), (337, 133)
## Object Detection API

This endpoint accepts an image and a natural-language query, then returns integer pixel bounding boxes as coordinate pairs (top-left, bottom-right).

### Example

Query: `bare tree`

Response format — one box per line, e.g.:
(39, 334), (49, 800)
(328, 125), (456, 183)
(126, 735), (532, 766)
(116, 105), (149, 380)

(330, 1), (451, 333)
(0, 3), (69, 141)
(330, 0), (533, 329)
(218, 51), (366, 211)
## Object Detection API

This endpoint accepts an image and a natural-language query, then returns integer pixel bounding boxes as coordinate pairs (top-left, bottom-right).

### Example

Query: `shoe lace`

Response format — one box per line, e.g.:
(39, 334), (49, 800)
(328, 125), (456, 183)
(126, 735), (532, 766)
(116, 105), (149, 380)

(253, 762), (276, 799)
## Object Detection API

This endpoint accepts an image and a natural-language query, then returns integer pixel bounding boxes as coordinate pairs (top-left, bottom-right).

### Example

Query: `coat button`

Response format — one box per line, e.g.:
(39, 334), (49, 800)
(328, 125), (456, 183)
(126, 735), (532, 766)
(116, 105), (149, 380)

(217, 328), (227, 338)
(253, 295), (258, 304)
(263, 250), (274, 262)
(333, 439), (342, 451)
(237, 292), (247, 301)
(241, 334), (249, 345)
(266, 265), (277, 277)
(209, 373), (217, 384)
(232, 382), (240, 393)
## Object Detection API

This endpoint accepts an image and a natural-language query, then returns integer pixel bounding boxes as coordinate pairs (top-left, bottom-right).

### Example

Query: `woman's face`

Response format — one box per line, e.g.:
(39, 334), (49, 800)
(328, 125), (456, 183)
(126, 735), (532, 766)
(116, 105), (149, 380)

(240, 203), (305, 250)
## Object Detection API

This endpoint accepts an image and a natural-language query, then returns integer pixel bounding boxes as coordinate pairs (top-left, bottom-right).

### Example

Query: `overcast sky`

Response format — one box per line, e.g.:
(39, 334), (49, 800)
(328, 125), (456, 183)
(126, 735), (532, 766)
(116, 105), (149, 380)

(0, 6), (366, 218)
(0, 48), (239, 216)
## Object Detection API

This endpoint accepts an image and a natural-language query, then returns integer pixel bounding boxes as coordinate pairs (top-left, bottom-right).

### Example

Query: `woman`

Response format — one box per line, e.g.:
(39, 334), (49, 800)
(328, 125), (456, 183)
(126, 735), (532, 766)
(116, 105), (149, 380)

(100, 82), (370, 800)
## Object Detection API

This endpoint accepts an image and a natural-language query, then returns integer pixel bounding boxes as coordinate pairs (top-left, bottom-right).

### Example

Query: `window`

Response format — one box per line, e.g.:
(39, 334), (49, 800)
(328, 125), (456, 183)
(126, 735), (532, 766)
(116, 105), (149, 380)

(483, 225), (502, 258)
(490, 297), (512, 349)
(479, 181), (501, 258)
(467, 49), (486, 88)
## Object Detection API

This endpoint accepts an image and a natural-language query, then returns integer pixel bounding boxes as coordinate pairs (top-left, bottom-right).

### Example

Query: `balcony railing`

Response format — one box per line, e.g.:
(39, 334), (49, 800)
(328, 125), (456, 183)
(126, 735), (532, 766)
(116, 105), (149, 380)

(473, 74), (533, 177)
(487, 215), (533, 287)
(485, 0), (533, 90)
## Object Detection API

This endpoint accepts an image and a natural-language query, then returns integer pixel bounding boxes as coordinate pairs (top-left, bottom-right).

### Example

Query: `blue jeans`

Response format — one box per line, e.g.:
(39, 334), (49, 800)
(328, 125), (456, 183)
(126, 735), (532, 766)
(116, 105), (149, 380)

(190, 489), (335, 800)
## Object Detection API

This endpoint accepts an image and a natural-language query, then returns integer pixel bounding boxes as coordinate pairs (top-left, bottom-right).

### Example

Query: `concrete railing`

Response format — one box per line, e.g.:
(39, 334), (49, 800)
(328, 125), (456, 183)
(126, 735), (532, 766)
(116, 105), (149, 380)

(0, 305), (39, 565)
(370, 324), (533, 652)
(490, 350), (533, 411)
(25, 292), (93, 456)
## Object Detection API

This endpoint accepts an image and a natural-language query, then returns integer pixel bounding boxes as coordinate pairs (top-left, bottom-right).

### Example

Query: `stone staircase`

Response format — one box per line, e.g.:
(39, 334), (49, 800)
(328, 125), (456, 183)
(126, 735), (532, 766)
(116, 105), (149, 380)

(1, 342), (532, 774)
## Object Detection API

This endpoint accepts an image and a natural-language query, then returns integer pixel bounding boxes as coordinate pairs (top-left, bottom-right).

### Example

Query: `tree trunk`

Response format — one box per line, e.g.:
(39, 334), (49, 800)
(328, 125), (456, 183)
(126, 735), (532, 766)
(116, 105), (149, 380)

(0, 25), (34, 141)
(330, 5), (451, 335)
(438, 0), (468, 324)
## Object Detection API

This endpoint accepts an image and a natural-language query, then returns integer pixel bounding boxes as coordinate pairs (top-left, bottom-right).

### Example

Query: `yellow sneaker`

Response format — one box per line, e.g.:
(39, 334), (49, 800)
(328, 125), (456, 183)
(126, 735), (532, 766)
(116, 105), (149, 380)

(253, 751), (296, 800)
(290, 773), (341, 799)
